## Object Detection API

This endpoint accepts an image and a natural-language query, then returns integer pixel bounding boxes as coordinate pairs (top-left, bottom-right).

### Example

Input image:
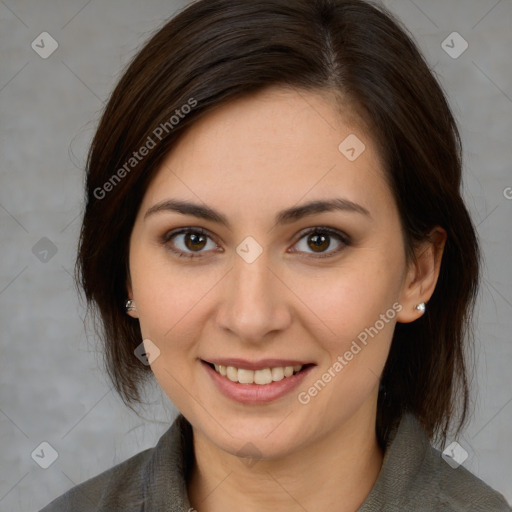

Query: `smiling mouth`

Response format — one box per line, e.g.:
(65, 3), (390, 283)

(203, 361), (312, 385)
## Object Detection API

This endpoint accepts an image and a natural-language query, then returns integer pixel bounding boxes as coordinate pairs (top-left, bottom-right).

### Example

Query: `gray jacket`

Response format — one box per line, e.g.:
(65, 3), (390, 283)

(40, 412), (511, 511)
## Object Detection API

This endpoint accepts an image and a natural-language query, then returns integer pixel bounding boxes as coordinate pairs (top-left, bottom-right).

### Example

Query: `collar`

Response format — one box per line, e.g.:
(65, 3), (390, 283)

(142, 411), (428, 512)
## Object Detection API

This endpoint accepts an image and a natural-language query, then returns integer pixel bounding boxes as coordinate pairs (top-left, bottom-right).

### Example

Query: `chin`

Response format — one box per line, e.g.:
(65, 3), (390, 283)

(191, 407), (319, 461)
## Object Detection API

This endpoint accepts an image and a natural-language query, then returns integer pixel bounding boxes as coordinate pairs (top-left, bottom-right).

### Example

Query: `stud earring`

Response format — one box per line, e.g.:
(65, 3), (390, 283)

(414, 302), (426, 313)
(125, 299), (136, 312)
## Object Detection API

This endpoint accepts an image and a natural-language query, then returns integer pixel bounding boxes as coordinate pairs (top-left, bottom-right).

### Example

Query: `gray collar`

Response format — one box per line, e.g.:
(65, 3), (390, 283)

(143, 412), (425, 511)
(141, 412), (510, 512)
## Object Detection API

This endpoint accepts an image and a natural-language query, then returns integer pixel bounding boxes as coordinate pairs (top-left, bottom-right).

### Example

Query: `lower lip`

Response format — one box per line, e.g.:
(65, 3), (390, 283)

(202, 361), (314, 404)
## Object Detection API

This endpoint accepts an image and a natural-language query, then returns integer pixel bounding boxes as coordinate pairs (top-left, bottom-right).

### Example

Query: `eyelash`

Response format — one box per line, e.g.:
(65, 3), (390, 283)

(161, 227), (351, 260)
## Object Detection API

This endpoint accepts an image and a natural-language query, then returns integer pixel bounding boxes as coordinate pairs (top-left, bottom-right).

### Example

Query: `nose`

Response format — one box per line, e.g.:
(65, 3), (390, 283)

(215, 251), (292, 343)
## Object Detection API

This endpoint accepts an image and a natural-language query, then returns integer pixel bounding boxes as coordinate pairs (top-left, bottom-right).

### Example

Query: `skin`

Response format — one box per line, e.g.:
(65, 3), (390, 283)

(127, 87), (446, 512)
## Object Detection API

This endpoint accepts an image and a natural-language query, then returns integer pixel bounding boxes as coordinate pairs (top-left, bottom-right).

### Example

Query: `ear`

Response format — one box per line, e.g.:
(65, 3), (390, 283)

(396, 227), (446, 323)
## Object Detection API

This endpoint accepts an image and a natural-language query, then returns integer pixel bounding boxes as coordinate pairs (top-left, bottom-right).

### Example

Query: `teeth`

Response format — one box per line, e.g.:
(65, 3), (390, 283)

(254, 368), (272, 385)
(214, 364), (227, 376)
(284, 366), (294, 377)
(227, 366), (238, 382)
(238, 368), (254, 384)
(271, 367), (284, 381)
(213, 364), (303, 385)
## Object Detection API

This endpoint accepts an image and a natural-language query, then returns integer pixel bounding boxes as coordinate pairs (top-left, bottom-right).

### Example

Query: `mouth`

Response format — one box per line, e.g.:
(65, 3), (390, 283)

(203, 360), (310, 385)
(201, 358), (315, 404)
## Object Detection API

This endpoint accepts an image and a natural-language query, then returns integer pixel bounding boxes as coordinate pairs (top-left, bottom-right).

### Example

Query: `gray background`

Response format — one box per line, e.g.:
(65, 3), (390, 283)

(0, 0), (511, 510)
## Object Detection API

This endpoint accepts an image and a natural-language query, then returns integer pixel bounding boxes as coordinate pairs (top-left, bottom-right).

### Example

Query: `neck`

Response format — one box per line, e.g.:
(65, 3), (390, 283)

(187, 405), (383, 512)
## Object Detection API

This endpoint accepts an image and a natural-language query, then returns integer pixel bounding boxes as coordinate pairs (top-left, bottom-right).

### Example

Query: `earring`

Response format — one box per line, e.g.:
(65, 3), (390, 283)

(414, 302), (426, 313)
(125, 299), (136, 312)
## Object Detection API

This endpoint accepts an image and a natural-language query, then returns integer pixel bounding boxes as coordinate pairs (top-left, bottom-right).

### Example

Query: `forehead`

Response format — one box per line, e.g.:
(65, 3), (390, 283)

(141, 87), (391, 219)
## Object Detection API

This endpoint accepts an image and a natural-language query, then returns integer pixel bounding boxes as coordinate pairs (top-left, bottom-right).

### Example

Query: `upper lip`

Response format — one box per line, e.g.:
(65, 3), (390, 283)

(202, 358), (314, 371)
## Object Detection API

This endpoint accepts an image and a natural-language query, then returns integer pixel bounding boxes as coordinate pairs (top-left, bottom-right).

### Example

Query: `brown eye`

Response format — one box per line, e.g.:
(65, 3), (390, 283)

(292, 227), (350, 258)
(184, 232), (207, 251)
(162, 228), (219, 258)
(307, 233), (330, 252)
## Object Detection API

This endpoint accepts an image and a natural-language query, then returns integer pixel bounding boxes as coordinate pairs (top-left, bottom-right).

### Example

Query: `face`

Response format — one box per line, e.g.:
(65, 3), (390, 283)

(127, 87), (415, 460)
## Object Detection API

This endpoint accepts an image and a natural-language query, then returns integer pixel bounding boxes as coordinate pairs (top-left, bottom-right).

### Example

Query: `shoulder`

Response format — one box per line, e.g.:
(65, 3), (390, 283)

(419, 441), (511, 511)
(39, 447), (154, 512)
(39, 414), (193, 512)
(359, 413), (511, 512)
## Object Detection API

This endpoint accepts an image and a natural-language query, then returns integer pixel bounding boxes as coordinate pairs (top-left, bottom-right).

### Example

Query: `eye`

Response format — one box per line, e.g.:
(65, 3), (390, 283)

(291, 227), (350, 258)
(162, 228), (220, 258)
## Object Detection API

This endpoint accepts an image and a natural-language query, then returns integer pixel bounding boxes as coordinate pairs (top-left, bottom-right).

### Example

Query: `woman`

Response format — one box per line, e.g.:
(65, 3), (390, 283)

(41, 0), (511, 510)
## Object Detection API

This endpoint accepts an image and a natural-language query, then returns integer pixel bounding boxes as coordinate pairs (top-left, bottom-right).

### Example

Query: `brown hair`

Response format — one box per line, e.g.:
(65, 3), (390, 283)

(76, 0), (479, 447)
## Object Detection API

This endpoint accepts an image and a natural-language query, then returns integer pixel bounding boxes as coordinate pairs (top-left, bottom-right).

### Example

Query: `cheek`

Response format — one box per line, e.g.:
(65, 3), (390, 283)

(129, 248), (223, 352)
(301, 257), (403, 338)
(130, 258), (212, 409)
(299, 266), (401, 410)
(294, 252), (405, 401)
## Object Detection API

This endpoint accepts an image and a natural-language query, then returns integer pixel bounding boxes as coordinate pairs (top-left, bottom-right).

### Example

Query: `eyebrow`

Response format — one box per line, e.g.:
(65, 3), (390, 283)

(144, 198), (371, 228)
